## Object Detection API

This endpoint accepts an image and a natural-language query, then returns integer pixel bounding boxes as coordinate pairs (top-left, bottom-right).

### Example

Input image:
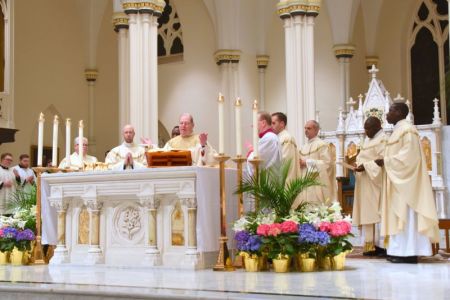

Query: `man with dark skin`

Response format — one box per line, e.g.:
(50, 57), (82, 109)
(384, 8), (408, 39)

(354, 117), (383, 172)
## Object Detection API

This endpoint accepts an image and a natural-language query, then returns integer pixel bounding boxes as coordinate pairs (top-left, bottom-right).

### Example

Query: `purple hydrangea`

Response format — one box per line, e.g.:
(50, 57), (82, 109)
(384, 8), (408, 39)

(298, 223), (330, 246)
(3, 227), (18, 239)
(16, 229), (35, 241)
(247, 235), (262, 252)
(234, 231), (261, 252)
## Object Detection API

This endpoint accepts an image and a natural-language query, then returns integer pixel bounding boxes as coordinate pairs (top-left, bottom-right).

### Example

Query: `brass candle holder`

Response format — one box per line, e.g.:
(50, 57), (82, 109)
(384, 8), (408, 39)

(231, 155), (246, 268)
(213, 154), (235, 271)
(248, 157), (263, 211)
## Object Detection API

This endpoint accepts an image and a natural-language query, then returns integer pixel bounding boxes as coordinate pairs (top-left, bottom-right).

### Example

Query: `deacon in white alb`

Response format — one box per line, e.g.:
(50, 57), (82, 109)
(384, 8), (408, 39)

(12, 154), (36, 194)
(106, 124), (147, 170)
(58, 137), (98, 170)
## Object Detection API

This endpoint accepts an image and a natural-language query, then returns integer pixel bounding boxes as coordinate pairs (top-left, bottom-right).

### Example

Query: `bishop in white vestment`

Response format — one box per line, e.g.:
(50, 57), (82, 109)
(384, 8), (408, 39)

(106, 125), (147, 170)
(377, 103), (439, 263)
(58, 137), (98, 170)
(353, 117), (387, 255)
(293, 120), (336, 208)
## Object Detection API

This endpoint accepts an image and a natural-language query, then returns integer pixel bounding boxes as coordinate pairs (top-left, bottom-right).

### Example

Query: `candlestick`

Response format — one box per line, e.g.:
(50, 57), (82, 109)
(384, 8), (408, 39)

(78, 120), (84, 164)
(65, 118), (71, 168)
(252, 100), (259, 157)
(234, 98), (242, 156)
(37, 113), (45, 166)
(218, 93), (225, 154)
(52, 115), (59, 167)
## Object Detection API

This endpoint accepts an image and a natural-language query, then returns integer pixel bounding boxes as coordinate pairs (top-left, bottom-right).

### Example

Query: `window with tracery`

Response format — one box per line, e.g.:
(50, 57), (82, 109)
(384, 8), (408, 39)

(409, 0), (449, 125)
(157, 0), (183, 64)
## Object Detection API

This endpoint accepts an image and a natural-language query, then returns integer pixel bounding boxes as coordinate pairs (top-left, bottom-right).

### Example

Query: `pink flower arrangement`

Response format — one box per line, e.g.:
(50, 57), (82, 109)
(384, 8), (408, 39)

(318, 221), (331, 232)
(318, 220), (352, 237)
(280, 221), (298, 234)
(257, 221), (298, 237)
(256, 224), (271, 236)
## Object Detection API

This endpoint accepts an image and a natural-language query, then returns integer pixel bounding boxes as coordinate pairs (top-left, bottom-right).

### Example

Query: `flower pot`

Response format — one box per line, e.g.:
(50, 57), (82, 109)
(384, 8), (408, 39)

(331, 252), (346, 271)
(258, 254), (269, 271)
(244, 256), (259, 272)
(300, 258), (316, 272)
(0, 251), (9, 265)
(10, 248), (25, 266)
(318, 256), (332, 270)
(272, 256), (290, 273)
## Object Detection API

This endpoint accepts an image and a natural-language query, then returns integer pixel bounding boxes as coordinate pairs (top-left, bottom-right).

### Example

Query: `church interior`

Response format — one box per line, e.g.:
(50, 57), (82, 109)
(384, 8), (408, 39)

(0, 0), (449, 299)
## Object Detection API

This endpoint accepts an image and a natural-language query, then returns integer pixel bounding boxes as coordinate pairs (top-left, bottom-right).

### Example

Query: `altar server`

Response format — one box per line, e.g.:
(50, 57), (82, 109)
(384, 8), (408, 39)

(12, 154), (36, 194)
(0, 153), (17, 214)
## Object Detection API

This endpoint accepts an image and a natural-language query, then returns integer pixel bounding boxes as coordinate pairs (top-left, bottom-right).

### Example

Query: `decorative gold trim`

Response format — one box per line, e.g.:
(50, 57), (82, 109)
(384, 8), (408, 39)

(214, 49), (241, 65)
(333, 44), (356, 58)
(365, 56), (379, 69)
(299, 143), (328, 156)
(277, 1), (322, 17)
(359, 139), (387, 151)
(256, 55), (269, 68)
(84, 69), (98, 81)
(123, 1), (165, 13)
(112, 12), (129, 28)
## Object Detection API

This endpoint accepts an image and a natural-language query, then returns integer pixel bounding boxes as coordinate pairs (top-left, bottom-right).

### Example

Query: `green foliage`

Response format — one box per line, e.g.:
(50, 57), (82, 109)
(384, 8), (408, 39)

(261, 233), (298, 259)
(236, 159), (320, 219)
(325, 235), (354, 257)
(7, 185), (36, 211)
(0, 238), (15, 253)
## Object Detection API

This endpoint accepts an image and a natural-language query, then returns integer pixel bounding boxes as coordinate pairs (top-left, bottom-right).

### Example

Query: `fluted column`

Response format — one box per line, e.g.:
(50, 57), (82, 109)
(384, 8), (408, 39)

(215, 50), (241, 156)
(278, 0), (321, 146)
(49, 198), (69, 264)
(113, 12), (130, 142)
(85, 70), (98, 150)
(83, 195), (103, 265)
(123, 1), (164, 142)
(181, 196), (198, 266)
(256, 55), (269, 110)
(333, 44), (355, 113)
(139, 194), (161, 266)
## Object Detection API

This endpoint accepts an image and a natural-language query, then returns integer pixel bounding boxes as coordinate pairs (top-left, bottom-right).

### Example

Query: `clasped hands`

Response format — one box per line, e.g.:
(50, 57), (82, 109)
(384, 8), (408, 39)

(353, 158), (384, 172)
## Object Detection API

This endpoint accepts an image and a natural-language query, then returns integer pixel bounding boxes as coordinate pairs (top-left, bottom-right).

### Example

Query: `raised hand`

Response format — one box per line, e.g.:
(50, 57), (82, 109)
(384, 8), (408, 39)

(199, 133), (208, 147)
(140, 137), (152, 145)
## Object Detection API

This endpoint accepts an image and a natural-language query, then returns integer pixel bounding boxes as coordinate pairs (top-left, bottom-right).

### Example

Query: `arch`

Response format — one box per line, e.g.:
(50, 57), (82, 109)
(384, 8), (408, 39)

(157, 0), (184, 64)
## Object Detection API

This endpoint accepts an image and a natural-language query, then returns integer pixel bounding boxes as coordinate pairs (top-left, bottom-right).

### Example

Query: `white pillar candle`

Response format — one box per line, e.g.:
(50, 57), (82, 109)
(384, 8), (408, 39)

(218, 93), (225, 154)
(52, 115), (59, 167)
(37, 113), (45, 166)
(252, 100), (259, 157)
(78, 120), (84, 162)
(234, 98), (242, 156)
(65, 118), (71, 168)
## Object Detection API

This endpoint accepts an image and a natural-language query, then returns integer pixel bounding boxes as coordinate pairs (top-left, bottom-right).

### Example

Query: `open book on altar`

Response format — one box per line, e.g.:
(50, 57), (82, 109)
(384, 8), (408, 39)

(145, 150), (192, 167)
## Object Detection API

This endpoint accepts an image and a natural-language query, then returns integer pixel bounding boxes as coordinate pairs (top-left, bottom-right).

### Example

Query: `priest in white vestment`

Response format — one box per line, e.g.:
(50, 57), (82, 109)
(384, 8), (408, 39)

(12, 154), (36, 194)
(106, 125), (147, 170)
(376, 103), (439, 263)
(247, 111), (281, 175)
(162, 113), (217, 166)
(58, 137), (98, 170)
(353, 117), (387, 256)
(0, 153), (17, 214)
(293, 120), (336, 208)
(271, 112), (299, 182)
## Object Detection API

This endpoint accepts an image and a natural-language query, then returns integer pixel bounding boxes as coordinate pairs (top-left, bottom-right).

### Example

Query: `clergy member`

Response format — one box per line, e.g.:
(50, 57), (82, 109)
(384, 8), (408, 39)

(271, 112), (299, 182)
(162, 113), (217, 166)
(353, 117), (387, 256)
(376, 103), (439, 264)
(247, 111), (282, 175)
(58, 137), (98, 170)
(293, 120), (336, 208)
(106, 124), (147, 170)
(12, 154), (36, 194)
(0, 153), (17, 215)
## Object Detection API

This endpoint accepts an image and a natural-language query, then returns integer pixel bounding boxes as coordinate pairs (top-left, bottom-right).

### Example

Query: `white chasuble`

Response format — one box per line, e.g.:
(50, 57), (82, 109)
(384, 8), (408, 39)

(105, 142), (147, 170)
(381, 119), (439, 256)
(162, 134), (217, 166)
(278, 129), (300, 183)
(247, 130), (281, 176)
(353, 130), (386, 226)
(58, 152), (98, 170)
(0, 167), (16, 214)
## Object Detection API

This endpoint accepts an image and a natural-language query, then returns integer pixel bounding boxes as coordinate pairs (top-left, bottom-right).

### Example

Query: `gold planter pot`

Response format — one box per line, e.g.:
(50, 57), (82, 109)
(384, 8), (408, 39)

(10, 248), (25, 266)
(331, 252), (347, 271)
(0, 251), (9, 265)
(272, 256), (290, 273)
(298, 254), (316, 272)
(258, 254), (269, 271)
(318, 256), (332, 270)
(244, 256), (259, 272)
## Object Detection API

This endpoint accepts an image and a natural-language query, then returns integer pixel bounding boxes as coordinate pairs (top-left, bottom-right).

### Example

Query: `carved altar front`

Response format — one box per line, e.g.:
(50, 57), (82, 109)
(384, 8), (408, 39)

(41, 167), (238, 269)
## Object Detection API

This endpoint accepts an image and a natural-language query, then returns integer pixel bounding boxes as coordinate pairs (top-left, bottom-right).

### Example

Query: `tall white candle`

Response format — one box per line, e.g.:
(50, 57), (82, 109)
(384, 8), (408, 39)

(52, 115), (59, 167)
(65, 118), (71, 168)
(37, 113), (45, 166)
(252, 100), (259, 157)
(234, 98), (242, 156)
(78, 120), (84, 162)
(218, 93), (225, 154)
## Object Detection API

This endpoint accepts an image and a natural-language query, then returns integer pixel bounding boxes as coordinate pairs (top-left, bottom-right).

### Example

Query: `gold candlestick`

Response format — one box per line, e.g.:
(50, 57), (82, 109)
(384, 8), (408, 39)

(213, 154), (235, 271)
(248, 157), (263, 211)
(31, 166), (76, 265)
(231, 155), (246, 217)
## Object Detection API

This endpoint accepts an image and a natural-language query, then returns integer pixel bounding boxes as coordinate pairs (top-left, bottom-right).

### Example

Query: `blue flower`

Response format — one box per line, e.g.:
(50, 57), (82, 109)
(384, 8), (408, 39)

(3, 227), (18, 239)
(247, 235), (261, 252)
(298, 223), (330, 245)
(16, 229), (35, 241)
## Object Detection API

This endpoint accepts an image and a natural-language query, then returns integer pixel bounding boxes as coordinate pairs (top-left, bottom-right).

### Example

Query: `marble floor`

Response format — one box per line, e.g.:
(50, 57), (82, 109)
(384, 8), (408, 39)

(0, 258), (449, 300)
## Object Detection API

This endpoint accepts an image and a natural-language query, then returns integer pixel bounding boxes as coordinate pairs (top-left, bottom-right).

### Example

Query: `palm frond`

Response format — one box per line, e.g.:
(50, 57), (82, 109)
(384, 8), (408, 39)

(7, 185), (36, 211)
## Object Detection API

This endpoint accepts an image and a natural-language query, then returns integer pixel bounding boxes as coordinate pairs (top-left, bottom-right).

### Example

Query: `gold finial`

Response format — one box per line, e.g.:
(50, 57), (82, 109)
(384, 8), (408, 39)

(235, 97), (242, 106)
(39, 112), (45, 122)
(218, 93), (224, 103)
(252, 99), (258, 110)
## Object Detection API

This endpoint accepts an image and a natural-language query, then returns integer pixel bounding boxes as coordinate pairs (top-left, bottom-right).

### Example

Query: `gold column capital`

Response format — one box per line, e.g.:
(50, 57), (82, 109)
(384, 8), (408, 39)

(214, 49), (241, 65)
(84, 69), (99, 82)
(112, 12), (129, 32)
(277, 0), (322, 18)
(256, 55), (270, 69)
(123, 0), (166, 16)
(333, 44), (356, 59)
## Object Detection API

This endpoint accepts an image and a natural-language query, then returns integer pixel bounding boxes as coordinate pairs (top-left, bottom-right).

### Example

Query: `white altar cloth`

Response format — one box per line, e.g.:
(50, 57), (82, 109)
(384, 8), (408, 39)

(41, 166), (238, 257)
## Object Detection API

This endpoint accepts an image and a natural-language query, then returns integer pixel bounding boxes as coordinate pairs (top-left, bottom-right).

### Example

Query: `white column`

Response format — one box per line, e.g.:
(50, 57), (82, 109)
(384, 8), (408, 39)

(256, 55), (269, 110)
(304, 15), (317, 121)
(84, 70), (98, 150)
(49, 198), (69, 264)
(333, 45), (355, 112)
(148, 14), (159, 144)
(83, 195), (103, 265)
(139, 194), (161, 266)
(113, 13), (130, 142)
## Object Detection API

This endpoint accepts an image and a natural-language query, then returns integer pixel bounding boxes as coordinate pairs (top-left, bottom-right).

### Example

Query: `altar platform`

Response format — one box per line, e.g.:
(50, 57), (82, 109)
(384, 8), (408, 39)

(0, 258), (448, 300)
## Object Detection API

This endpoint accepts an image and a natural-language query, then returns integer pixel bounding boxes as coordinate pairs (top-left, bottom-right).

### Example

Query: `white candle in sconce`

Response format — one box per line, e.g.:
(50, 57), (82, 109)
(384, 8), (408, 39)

(252, 100), (259, 158)
(78, 120), (84, 162)
(218, 93), (225, 154)
(52, 115), (59, 167)
(65, 118), (71, 168)
(37, 113), (45, 166)
(234, 98), (242, 156)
